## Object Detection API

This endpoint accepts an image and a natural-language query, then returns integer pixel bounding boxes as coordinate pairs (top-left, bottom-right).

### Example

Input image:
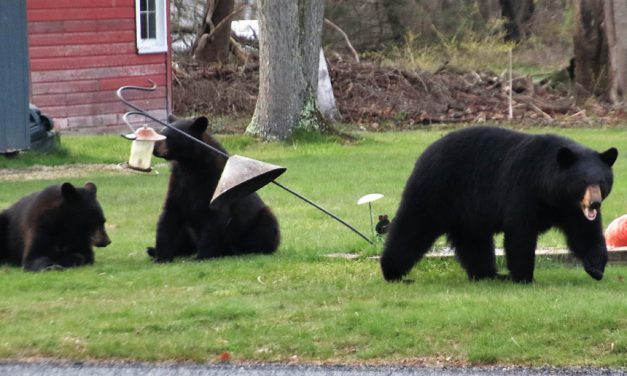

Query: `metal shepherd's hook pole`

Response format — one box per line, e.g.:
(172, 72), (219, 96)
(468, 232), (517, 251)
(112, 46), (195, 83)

(117, 82), (374, 245)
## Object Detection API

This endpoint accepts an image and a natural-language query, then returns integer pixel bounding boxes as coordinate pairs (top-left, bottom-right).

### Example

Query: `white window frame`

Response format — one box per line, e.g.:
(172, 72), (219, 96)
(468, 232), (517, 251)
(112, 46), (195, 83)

(135, 0), (168, 54)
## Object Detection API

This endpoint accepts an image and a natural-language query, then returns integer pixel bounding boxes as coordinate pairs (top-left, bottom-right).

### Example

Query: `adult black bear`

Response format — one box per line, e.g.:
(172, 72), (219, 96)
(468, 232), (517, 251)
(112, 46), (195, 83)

(0, 182), (111, 271)
(381, 126), (618, 283)
(146, 116), (280, 262)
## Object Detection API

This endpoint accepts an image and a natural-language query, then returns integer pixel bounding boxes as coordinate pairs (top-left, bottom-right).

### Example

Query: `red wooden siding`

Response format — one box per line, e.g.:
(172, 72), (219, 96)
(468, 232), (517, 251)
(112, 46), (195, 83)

(27, 0), (171, 133)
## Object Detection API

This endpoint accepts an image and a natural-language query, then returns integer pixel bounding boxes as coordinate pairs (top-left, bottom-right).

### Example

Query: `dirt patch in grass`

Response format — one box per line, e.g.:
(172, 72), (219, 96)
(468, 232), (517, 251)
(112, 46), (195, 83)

(0, 163), (169, 182)
(172, 58), (626, 133)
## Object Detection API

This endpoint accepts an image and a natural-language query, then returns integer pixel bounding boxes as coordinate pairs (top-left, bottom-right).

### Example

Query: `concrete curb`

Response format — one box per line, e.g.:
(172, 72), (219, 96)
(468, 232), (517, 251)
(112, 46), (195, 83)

(326, 247), (627, 264)
(535, 248), (627, 264)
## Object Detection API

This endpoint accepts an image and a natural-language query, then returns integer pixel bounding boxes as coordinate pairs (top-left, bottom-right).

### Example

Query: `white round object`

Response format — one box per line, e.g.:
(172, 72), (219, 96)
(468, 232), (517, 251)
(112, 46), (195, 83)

(357, 193), (384, 205)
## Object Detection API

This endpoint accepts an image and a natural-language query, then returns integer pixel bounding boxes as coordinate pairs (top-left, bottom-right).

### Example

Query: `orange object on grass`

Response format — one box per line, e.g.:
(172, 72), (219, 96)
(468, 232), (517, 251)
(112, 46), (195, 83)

(219, 352), (231, 362)
(605, 214), (627, 248)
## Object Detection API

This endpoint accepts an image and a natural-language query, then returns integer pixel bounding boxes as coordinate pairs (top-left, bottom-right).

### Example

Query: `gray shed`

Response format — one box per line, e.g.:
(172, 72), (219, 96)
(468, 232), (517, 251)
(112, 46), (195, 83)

(0, 1), (30, 154)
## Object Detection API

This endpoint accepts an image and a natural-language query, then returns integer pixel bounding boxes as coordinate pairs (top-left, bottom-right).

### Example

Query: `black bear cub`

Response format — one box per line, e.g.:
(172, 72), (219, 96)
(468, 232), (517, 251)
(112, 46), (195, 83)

(147, 116), (280, 262)
(0, 182), (110, 271)
(381, 126), (618, 283)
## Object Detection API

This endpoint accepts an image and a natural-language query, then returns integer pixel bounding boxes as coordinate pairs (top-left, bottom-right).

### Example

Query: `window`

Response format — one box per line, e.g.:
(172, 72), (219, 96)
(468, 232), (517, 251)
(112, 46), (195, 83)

(135, 0), (167, 54)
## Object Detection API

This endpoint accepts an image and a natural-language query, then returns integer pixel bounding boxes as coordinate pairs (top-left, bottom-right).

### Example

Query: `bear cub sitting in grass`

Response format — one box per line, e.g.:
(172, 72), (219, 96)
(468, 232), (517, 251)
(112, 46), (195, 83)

(146, 116), (280, 262)
(0, 182), (111, 271)
(381, 126), (618, 283)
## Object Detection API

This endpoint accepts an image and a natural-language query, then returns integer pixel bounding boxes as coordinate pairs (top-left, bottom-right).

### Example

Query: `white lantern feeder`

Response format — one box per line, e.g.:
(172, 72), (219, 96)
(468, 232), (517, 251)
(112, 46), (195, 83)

(122, 125), (166, 172)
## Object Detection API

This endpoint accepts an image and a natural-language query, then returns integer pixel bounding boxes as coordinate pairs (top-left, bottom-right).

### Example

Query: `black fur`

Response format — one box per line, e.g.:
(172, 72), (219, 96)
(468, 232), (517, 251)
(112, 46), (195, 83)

(147, 116), (280, 262)
(381, 126), (617, 283)
(0, 182), (110, 271)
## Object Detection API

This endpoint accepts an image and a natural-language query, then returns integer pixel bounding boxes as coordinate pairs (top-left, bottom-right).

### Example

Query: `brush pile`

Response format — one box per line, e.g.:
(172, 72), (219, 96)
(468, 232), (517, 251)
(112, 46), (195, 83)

(172, 57), (623, 132)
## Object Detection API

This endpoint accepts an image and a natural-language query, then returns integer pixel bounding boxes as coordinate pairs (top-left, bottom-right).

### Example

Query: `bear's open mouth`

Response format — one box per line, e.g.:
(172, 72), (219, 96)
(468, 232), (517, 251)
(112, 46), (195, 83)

(582, 205), (598, 221)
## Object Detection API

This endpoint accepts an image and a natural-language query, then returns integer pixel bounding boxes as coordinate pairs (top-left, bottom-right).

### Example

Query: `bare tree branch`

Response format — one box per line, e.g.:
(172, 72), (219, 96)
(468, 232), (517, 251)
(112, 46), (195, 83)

(199, 4), (246, 46)
(324, 18), (359, 63)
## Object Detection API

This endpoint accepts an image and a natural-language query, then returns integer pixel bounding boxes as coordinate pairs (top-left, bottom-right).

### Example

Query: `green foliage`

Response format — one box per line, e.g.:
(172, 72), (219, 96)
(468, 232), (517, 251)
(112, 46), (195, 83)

(327, 2), (574, 77)
(0, 127), (626, 366)
(375, 16), (514, 73)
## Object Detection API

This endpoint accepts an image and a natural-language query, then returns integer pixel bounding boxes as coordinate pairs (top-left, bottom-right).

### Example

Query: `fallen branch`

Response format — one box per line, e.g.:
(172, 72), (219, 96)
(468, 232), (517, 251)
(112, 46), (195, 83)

(566, 109), (586, 119)
(229, 37), (249, 64)
(528, 102), (553, 120)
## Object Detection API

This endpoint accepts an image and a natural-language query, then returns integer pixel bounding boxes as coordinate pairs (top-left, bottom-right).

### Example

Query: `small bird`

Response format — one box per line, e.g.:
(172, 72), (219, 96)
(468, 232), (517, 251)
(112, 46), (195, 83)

(375, 214), (391, 235)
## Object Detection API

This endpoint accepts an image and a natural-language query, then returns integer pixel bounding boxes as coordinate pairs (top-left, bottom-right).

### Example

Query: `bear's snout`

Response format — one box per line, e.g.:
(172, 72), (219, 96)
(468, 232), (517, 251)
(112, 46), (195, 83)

(581, 185), (602, 221)
(583, 251), (607, 281)
(584, 262), (605, 281)
(92, 229), (111, 248)
(589, 201), (601, 211)
(153, 140), (168, 159)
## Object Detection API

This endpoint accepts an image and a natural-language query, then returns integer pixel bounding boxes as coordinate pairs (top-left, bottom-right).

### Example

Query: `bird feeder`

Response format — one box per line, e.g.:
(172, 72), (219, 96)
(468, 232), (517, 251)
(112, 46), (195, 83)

(357, 193), (384, 239)
(123, 125), (165, 172)
(117, 82), (374, 245)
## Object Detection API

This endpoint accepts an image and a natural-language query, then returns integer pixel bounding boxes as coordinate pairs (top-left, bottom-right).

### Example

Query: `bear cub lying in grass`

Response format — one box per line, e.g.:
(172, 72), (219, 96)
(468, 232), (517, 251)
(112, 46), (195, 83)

(381, 126), (618, 283)
(0, 182), (110, 271)
(146, 116), (280, 262)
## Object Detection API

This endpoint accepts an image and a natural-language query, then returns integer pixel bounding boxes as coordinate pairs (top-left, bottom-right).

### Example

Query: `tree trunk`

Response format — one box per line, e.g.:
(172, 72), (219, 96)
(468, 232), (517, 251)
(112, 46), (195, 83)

(572, 0), (608, 99)
(192, 0), (235, 63)
(246, 0), (326, 140)
(499, 0), (534, 42)
(604, 0), (627, 103)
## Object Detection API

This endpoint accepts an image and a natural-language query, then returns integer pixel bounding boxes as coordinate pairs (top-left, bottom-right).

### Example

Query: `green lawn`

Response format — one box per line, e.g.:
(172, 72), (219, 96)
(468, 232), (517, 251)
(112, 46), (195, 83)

(0, 126), (625, 367)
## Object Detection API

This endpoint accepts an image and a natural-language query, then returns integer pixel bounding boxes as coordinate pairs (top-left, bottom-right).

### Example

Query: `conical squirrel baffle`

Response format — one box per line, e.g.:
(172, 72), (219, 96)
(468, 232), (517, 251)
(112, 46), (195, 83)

(210, 155), (286, 208)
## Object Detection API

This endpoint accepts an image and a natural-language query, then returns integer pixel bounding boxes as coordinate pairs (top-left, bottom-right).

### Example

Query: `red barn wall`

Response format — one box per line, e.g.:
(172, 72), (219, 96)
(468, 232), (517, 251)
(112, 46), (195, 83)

(27, 0), (171, 133)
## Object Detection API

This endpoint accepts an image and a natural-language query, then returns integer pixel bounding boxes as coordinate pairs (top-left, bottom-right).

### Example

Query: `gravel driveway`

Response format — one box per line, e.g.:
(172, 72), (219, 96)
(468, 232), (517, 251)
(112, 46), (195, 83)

(0, 362), (624, 376)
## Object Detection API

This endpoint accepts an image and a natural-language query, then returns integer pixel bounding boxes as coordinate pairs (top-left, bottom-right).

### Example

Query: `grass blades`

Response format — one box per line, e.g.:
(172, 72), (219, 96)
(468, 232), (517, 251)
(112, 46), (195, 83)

(0, 126), (625, 366)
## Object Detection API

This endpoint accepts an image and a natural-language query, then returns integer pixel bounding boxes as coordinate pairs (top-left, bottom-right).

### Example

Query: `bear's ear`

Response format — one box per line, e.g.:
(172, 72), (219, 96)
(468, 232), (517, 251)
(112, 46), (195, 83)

(61, 182), (79, 200)
(167, 114), (179, 123)
(557, 147), (577, 168)
(84, 182), (97, 196)
(191, 116), (209, 134)
(599, 147), (618, 167)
